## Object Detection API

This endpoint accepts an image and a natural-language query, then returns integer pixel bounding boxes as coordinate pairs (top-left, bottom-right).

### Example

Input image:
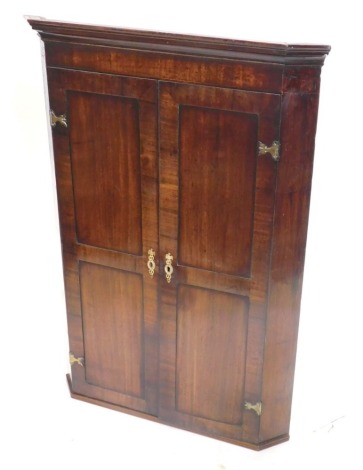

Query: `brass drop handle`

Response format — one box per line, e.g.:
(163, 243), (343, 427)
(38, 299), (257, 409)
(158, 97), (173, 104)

(164, 253), (174, 283)
(147, 249), (156, 278)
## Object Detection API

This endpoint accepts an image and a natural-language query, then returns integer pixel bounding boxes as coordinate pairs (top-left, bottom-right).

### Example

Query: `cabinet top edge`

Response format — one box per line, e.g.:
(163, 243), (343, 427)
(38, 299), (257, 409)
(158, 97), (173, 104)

(26, 16), (330, 66)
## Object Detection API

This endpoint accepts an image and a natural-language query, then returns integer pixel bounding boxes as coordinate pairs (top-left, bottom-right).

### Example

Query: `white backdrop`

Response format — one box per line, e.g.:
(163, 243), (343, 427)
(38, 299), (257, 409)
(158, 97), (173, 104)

(1, 1), (362, 469)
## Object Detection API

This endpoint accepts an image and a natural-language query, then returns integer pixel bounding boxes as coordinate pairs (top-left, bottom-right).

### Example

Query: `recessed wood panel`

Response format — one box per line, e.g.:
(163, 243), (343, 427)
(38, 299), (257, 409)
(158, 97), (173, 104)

(178, 106), (257, 277)
(80, 262), (144, 398)
(68, 92), (142, 254)
(176, 285), (249, 424)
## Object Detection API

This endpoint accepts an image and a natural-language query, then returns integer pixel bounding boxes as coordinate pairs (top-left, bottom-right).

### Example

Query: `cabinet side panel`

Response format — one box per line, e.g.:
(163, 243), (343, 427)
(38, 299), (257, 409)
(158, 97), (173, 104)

(179, 106), (257, 277)
(68, 92), (142, 254)
(80, 262), (144, 398)
(260, 87), (321, 441)
(176, 285), (249, 425)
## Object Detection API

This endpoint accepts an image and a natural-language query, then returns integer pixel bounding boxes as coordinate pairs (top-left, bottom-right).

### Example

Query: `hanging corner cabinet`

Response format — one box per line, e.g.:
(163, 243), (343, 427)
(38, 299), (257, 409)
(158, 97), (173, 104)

(28, 17), (330, 450)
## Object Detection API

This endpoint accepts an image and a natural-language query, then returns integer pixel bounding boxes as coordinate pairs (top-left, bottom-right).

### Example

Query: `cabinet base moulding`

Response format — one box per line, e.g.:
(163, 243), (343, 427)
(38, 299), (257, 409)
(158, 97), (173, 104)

(66, 374), (290, 451)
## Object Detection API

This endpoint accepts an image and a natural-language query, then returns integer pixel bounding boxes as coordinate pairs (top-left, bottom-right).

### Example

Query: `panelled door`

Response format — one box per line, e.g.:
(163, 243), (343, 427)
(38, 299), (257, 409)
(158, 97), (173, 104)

(48, 68), (159, 415)
(158, 82), (281, 442)
(48, 69), (281, 440)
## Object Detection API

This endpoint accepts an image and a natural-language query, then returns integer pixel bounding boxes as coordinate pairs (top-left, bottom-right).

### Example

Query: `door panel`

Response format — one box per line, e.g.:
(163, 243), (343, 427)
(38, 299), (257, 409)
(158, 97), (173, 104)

(69, 92), (142, 254)
(176, 285), (249, 424)
(80, 262), (144, 397)
(48, 68), (158, 415)
(179, 105), (257, 276)
(159, 82), (281, 442)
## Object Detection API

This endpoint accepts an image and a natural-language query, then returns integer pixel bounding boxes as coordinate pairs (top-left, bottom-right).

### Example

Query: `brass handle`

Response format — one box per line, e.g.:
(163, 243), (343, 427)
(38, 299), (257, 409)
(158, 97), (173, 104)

(164, 253), (174, 283)
(147, 249), (156, 278)
(50, 109), (68, 128)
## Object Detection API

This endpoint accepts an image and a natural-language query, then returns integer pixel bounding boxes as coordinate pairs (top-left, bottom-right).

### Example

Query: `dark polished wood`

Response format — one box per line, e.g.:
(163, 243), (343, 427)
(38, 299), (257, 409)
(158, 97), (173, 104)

(259, 90), (323, 442)
(80, 262), (144, 396)
(46, 66), (159, 415)
(178, 105), (256, 277)
(28, 17), (330, 450)
(158, 81), (281, 443)
(176, 286), (249, 424)
(27, 16), (330, 64)
(69, 92), (142, 254)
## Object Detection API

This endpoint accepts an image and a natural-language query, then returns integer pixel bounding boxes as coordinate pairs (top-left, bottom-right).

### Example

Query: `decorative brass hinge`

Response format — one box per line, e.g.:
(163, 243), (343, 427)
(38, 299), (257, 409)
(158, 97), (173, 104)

(244, 401), (262, 416)
(69, 353), (85, 367)
(50, 109), (68, 128)
(258, 141), (280, 162)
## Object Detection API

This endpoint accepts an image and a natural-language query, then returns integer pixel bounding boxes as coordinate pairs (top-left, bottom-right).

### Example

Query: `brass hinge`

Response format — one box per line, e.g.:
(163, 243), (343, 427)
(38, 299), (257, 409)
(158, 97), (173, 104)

(69, 353), (85, 367)
(258, 141), (280, 162)
(244, 401), (262, 416)
(50, 109), (67, 128)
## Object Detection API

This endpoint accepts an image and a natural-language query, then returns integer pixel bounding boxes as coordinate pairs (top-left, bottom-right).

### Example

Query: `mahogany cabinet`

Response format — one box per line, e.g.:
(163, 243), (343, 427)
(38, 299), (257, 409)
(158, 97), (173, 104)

(28, 17), (330, 450)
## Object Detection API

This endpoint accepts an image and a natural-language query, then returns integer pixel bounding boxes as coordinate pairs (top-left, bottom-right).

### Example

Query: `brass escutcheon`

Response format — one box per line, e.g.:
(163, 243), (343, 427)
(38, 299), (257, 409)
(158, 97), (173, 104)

(147, 249), (156, 278)
(164, 253), (174, 283)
